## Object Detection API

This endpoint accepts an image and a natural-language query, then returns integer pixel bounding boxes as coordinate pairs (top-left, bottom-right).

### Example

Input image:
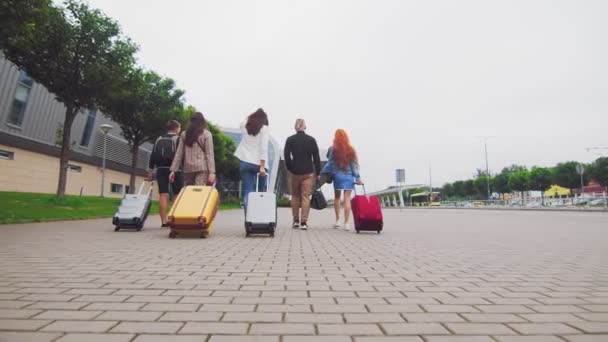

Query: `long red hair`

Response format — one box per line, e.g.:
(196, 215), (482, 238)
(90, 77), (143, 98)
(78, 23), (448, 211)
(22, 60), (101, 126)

(332, 129), (357, 171)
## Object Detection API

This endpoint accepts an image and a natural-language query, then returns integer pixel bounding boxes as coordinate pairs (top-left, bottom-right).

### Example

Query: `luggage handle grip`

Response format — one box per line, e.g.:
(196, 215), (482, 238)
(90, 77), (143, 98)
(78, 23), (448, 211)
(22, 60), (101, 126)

(354, 183), (366, 196)
(256, 172), (268, 193)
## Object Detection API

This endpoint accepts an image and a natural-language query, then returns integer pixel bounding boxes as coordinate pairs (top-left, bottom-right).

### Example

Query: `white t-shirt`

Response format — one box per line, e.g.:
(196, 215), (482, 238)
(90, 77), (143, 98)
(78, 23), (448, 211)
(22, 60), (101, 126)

(234, 122), (270, 166)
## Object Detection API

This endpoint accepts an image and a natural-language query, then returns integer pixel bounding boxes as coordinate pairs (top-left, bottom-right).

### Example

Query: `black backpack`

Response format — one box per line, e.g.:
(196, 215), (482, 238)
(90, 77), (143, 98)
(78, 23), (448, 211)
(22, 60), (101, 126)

(153, 135), (179, 165)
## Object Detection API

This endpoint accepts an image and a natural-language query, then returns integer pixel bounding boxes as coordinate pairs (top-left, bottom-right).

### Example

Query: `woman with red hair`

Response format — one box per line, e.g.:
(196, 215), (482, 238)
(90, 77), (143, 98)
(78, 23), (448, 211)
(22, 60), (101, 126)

(323, 129), (362, 231)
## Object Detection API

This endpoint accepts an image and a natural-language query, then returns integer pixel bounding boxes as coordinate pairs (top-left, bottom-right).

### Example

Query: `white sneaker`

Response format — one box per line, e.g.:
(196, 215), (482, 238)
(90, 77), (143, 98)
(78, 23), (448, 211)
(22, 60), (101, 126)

(343, 223), (351, 231)
(333, 220), (341, 229)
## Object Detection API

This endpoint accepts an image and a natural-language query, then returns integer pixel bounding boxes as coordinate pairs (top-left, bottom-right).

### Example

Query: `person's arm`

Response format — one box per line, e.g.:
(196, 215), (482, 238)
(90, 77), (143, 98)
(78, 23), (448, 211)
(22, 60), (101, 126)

(259, 126), (270, 175)
(312, 138), (321, 176)
(204, 131), (216, 183)
(284, 138), (292, 172)
(170, 134), (184, 173)
(147, 139), (157, 181)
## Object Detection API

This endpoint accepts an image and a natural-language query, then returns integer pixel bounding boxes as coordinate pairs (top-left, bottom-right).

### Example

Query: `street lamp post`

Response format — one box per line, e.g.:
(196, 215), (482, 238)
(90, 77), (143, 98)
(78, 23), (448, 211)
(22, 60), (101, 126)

(100, 124), (113, 197)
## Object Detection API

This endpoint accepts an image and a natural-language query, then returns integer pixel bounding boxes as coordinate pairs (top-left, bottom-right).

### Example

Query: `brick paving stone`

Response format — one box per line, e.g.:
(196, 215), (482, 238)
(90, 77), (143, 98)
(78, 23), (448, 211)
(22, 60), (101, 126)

(318, 324), (383, 335)
(574, 313), (608, 321)
(509, 323), (583, 334)
(208, 336), (279, 342)
(475, 305), (535, 313)
(96, 311), (163, 322)
(355, 338), (424, 342)
(142, 303), (199, 312)
(223, 313), (283, 322)
(446, 323), (517, 335)
(345, 313), (405, 323)
(424, 337), (495, 342)
(180, 322), (249, 334)
(404, 313), (465, 322)
(159, 312), (222, 322)
(563, 336), (608, 342)
(110, 322), (182, 334)
(567, 322), (608, 333)
(0, 319), (51, 331)
(55, 334), (135, 342)
(83, 303), (144, 311)
(200, 304), (254, 312)
(381, 323), (450, 335)
(313, 305), (367, 313)
(285, 337), (352, 342)
(41, 321), (117, 333)
(0, 332), (62, 342)
(0, 309), (42, 319)
(249, 323), (315, 335)
(493, 337), (565, 342)
(132, 335), (207, 342)
(257, 305), (311, 313)
(461, 313), (526, 323)
(285, 313), (343, 323)
(368, 305), (423, 313)
(519, 313), (584, 322)
(34, 310), (102, 320)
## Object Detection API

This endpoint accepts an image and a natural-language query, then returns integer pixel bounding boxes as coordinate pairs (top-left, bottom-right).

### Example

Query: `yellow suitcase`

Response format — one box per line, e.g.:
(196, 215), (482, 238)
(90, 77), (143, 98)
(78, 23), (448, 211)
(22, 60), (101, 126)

(167, 185), (219, 238)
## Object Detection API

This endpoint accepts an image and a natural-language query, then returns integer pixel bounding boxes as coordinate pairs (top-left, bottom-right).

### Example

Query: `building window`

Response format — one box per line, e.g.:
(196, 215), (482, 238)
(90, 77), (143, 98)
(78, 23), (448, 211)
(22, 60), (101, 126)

(80, 108), (97, 147)
(110, 183), (123, 194)
(67, 164), (82, 172)
(0, 150), (15, 160)
(8, 70), (33, 127)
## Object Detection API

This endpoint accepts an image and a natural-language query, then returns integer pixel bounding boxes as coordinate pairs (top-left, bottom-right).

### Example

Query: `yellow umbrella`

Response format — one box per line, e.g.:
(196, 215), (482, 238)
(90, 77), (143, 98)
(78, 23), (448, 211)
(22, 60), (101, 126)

(544, 185), (571, 197)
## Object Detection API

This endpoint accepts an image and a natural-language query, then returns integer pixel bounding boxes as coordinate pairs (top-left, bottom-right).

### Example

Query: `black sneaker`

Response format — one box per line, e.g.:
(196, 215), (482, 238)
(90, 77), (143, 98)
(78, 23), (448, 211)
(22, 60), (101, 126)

(292, 220), (300, 229)
(300, 222), (308, 230)
(161, 223), (169, 228)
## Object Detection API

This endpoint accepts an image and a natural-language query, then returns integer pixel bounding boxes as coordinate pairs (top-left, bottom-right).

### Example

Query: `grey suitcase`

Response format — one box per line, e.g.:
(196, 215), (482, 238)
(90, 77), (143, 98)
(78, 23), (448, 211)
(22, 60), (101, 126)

(245, 174), (277, 237)
(112, 181), (154, 231)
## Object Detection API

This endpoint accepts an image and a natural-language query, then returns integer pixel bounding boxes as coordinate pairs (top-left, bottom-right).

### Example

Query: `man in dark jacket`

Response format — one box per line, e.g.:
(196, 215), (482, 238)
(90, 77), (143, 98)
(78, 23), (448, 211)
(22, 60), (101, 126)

(148, 120), (184, 227)
(284, 119), (321, 230)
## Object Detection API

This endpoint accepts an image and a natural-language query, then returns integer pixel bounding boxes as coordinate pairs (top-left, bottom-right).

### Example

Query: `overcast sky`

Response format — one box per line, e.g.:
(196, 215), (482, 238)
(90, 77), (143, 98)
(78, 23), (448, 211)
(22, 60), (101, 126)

(84, 0), (608, 192)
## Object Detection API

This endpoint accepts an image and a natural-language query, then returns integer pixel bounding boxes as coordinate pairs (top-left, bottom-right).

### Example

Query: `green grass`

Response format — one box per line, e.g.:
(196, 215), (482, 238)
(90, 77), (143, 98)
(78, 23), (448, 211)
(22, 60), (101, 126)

(0, 192), (240, 224)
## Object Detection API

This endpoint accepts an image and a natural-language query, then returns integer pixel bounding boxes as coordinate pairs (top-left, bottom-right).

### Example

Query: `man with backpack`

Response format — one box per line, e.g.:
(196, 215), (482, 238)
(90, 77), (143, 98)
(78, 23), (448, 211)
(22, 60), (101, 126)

(148, 120), (183, 228)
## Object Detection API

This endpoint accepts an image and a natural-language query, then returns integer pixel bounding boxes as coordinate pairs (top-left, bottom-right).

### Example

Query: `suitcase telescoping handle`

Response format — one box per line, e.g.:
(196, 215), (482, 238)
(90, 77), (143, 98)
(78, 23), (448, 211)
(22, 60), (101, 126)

(256, 172), (269, 193)
(137, 180), (155, 196)
(354, 183), (366, 196)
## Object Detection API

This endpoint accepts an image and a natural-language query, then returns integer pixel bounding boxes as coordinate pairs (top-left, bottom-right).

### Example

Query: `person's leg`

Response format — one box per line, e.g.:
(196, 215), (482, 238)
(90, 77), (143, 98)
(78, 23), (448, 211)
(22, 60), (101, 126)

(300, 174), (314, 227)
(334, 189), (342, 228)
(290, 174), (302, 227)
(240, 162), (256, 211)
(343, 190), (352, 230)
(155, 168), (170, 227)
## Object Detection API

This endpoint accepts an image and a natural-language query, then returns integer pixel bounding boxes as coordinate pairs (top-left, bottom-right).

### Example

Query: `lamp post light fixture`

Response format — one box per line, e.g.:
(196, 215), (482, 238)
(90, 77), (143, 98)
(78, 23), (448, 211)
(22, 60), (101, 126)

(100, 124), (113, 197)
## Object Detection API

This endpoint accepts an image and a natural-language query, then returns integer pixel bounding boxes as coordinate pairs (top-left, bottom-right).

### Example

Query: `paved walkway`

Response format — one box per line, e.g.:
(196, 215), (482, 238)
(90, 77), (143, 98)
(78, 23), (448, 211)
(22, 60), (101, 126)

(1, 208), (607, 342)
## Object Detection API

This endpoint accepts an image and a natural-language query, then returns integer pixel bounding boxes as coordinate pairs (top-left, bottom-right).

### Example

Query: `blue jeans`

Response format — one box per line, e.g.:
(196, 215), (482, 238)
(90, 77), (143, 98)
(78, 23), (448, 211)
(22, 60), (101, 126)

(240, 161), (268, 211)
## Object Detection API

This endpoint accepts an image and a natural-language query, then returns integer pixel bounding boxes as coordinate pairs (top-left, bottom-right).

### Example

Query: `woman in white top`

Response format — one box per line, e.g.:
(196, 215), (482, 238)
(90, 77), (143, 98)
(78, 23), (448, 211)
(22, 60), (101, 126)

(234, 108), (270, 211)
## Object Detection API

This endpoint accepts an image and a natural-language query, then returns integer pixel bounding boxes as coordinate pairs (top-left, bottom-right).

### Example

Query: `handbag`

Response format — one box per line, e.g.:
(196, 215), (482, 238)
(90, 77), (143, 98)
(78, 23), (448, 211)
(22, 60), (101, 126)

(311, 183), (328, 210)
(320, 147), (334, 184)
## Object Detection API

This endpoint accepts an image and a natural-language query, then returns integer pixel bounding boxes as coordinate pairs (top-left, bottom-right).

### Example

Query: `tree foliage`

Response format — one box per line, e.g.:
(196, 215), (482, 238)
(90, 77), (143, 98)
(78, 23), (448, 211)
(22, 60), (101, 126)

(99, 68), (184, 192)
(1, 0), (137, 197)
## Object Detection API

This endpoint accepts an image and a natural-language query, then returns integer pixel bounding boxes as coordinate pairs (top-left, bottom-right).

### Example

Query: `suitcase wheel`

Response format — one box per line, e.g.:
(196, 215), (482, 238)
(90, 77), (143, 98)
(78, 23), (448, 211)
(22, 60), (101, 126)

(200, 233), (207, 239)
(114, 226), (120, 232)
(356, 230), (360, 234)
(169, 231), (177, 239)
(377, 230), (381, 234)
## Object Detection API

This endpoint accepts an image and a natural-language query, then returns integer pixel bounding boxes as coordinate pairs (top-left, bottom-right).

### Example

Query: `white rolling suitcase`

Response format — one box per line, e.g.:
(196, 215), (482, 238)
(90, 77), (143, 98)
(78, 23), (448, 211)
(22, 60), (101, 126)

(245, 174), (277, 237)
(112, 181), (154, 231)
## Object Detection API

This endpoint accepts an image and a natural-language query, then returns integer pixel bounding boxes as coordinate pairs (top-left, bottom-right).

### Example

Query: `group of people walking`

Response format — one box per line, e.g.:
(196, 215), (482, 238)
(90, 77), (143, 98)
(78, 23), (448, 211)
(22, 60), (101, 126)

(148, 108), (363, 231)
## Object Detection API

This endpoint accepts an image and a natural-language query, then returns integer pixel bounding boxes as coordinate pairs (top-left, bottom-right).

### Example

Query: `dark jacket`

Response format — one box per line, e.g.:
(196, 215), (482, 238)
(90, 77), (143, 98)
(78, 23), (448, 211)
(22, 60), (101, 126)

(284, 132), (321, 176)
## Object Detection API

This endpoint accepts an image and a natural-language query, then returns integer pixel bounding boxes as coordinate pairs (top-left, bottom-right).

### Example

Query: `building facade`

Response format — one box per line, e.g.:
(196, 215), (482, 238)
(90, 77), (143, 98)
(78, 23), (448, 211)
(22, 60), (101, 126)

(0, 55), (281, 199)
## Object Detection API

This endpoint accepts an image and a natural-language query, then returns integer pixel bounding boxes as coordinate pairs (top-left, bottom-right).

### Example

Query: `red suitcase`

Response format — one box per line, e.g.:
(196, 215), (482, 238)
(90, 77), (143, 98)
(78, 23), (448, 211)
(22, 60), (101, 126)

(351, 185), (384, 234)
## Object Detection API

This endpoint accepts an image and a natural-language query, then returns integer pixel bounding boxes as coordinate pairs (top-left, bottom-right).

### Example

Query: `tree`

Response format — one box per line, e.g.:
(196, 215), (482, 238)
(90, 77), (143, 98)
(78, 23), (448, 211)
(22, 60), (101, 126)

(501, 164), (527, 174)
(0, 0), (54, 49)
(99, 68), (184, 193)
(1, 0), (137, 197)
(552, 161), (590, 190)
(529, 166), (552, 205)
(474, 175), (491, 199)
(509, 170), (530, 202)
(442, 183), (454, 199)
(493, 173), (511, 196)
(590, 157), (608, 190)
(463, 180), (475, 198)
(451, 181), (465, 199)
